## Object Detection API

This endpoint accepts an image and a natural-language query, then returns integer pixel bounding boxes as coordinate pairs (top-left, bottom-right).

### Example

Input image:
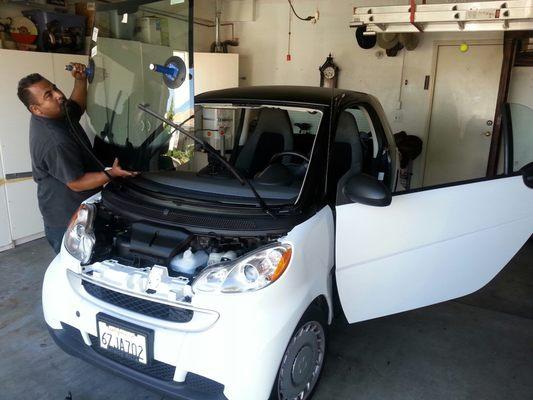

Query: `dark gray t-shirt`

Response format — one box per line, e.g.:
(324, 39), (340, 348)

(30, 101), (101, 228)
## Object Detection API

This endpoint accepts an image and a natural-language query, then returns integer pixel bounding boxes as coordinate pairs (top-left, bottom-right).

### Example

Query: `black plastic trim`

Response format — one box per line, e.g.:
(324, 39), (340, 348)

(83, 280), (194, 323)
(392, 172), (523, 197)
(521, 162), (533, 189)
(48, 323), (228, 400)
(102, 184), (309, 236)
(502, 103), (514, 175)
(5, 171), (32, 180)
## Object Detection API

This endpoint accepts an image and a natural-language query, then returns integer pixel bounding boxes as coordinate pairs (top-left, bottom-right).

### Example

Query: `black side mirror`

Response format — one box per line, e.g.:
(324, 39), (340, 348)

(521, 161), (533, 189)
(342, 173), (392, 207)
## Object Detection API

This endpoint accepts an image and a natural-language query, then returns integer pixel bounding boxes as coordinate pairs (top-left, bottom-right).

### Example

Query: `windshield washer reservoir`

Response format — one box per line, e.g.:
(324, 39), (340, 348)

(170, 247), (208, 275)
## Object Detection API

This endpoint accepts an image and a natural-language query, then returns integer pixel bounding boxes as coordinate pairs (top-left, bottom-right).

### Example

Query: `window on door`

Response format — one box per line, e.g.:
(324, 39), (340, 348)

(329, 105), (392, 203)
(509, 103), (533, 172)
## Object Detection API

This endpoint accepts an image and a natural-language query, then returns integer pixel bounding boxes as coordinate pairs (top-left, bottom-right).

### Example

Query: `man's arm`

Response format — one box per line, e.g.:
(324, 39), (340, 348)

(66, 158), (138, 192)
(68, 63), (87, 113)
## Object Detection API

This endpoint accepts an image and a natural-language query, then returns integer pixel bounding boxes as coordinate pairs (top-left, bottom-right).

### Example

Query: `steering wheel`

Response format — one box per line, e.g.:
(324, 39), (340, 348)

(269, 151), (310, 164)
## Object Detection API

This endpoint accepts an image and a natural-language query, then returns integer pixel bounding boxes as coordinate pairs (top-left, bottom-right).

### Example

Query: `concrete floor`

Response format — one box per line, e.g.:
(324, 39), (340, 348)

(1, 238), (532, 400)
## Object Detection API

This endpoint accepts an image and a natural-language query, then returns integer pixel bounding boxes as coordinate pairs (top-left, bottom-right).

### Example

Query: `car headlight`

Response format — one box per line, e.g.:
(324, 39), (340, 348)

(192, 243), (292, 294)
(64, 203), (96, 264)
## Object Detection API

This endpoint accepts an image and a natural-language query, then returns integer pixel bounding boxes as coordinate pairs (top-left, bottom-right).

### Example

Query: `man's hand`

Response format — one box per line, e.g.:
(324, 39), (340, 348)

(69, 62), (87, 81)
(69, 62), (88, 112)
(108, 158), (139, 179)
(66, 159), (139, 192)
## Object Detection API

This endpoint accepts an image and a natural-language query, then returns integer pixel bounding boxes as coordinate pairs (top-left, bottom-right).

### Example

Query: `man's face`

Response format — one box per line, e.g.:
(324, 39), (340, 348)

(27, 80), (67, 119)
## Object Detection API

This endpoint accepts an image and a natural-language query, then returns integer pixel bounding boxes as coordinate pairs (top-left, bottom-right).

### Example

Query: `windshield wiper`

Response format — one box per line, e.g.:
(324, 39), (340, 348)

(137, 104), (276, 218)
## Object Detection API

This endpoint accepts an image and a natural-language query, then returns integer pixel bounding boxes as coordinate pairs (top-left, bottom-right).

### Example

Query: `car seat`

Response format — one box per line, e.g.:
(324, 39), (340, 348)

(235, 108), (294, 178)
(333, 112), (363, 204)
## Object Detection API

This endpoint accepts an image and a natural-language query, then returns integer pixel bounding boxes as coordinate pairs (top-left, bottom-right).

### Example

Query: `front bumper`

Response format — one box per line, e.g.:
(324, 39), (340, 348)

(48, 322), (227, 400)
(42, 251), (315, 400)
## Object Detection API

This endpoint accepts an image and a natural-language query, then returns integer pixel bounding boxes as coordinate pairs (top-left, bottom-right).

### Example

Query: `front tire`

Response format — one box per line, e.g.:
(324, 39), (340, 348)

(270, 307), (327, 400)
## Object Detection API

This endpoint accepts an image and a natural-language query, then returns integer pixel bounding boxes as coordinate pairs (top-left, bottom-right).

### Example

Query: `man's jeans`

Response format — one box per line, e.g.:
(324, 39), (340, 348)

(44, 226), (66, 254)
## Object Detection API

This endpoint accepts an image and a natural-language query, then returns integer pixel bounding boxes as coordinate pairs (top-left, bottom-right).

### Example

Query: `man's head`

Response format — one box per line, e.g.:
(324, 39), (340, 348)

(17, 74), (67, 119)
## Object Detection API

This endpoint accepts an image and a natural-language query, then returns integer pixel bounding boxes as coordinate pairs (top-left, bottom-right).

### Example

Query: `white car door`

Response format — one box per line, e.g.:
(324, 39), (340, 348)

(335, 105), (533, 324)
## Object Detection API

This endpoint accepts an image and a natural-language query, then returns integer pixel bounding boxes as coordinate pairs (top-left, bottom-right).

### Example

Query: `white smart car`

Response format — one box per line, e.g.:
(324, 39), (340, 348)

(43, 86), (532, 400)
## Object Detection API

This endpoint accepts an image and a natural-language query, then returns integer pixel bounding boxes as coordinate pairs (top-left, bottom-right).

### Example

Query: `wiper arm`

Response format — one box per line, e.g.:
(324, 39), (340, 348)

(138, 104), (276, 218)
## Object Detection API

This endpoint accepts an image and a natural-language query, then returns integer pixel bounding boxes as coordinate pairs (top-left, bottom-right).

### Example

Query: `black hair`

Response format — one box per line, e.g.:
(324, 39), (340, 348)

(17, 73), (47, 110)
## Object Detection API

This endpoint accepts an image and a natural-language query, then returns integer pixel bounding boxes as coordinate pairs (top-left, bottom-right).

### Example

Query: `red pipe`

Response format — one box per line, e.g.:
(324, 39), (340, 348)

(410, 0), (417, 25)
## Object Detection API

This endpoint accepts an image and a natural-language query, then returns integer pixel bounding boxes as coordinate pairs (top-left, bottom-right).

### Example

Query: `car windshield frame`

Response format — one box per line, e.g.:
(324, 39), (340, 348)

(133, 101), (325, 209)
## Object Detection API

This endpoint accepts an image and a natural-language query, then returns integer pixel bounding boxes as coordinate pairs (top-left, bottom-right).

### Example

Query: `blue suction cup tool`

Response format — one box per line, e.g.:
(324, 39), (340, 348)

(86, 58), (95, 83)
(149, 56), (187, 89)
(64, 58), (95, 83)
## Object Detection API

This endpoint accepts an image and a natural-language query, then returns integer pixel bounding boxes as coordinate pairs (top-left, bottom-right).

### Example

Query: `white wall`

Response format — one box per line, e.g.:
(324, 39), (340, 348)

(217, 0), (532, 187)
(194, 0), (216, 51)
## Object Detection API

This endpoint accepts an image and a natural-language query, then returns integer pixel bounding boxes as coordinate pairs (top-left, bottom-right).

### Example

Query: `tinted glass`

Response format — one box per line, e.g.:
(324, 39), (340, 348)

(85, 0), (193, 168)
(509, 103), (533, 172)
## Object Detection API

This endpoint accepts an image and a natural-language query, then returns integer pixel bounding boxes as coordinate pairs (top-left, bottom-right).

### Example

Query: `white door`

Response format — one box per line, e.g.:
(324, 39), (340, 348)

(423, 43), (503, 187)
(335, 175), (532, 323)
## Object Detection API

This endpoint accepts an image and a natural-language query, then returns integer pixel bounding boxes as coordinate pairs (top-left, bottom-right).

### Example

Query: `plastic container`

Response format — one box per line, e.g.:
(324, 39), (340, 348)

(207, 250), (237, 266)
(170, 248), (208, 275)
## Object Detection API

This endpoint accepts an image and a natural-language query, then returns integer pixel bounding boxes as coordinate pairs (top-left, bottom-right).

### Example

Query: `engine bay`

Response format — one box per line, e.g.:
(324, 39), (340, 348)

(90, 203), (280, 284)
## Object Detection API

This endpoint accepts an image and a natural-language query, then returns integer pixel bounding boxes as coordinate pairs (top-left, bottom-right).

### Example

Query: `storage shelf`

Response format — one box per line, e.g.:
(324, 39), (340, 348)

(4, 0), (69, 13)
(350, 0), (533, 33)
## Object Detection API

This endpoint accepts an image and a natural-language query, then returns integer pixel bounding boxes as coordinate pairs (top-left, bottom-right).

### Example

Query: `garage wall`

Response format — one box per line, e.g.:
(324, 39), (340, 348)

(219, 0), (533, 188)
(194, 0), (217, 51)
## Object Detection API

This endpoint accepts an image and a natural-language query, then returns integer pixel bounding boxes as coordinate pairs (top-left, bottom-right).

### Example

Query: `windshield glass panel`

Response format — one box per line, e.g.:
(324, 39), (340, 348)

(85, 0), (193, 168)
(84, 1), (326, 207)
(138, 104), (323, 206)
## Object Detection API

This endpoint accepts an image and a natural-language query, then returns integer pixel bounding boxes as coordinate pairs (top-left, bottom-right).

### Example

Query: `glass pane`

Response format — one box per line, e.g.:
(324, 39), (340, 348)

(509, 103), (533, 171)
(171, 104), (324, 206)
(85, 0), (193, 171)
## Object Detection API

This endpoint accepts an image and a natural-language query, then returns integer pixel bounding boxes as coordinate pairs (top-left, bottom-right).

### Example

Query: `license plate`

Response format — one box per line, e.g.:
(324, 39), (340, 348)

(97, 319), (148, 364)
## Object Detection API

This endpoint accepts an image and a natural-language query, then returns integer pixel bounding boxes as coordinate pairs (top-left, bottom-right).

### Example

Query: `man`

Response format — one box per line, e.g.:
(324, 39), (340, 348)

(17, 63), (137, 254)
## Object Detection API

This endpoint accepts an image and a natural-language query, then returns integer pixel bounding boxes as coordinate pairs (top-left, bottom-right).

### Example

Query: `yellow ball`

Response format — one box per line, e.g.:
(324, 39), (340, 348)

(460, 43), (469, 53)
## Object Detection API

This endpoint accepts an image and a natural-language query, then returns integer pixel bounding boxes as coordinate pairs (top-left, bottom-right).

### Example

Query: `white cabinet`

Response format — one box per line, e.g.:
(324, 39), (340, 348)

(0, 50), (87, 246)
(0, 50), (54, 175)
(0, 49), (53, 245)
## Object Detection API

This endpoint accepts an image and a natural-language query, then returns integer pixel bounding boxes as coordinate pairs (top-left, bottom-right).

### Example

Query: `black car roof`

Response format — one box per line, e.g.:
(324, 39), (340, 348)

(195, 85), (373, 108)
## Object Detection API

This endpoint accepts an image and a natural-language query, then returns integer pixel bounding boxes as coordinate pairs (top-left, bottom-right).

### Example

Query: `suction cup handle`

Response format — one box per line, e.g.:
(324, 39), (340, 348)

(65, 63), (94, 82)
(149, 63), (179, 80)
(150, 57), (187, 89)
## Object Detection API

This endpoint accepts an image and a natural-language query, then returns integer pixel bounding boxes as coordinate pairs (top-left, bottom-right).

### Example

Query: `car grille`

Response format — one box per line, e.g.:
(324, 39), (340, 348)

(82, 280), (194, 323)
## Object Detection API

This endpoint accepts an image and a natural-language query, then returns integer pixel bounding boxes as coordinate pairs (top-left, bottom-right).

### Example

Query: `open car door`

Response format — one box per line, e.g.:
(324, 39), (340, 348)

(335, 104), (533, 324)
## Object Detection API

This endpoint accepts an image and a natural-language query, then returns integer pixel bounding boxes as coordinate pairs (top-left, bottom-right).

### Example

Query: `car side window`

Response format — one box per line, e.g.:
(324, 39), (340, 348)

(347, 108), (377, 159)
(344, 105), (391, 185)
(509, 103), (533, 172)
(329, 105), (392, 203)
